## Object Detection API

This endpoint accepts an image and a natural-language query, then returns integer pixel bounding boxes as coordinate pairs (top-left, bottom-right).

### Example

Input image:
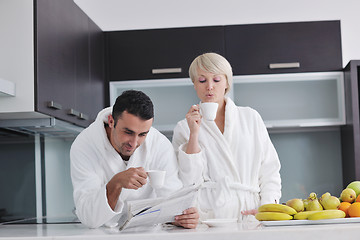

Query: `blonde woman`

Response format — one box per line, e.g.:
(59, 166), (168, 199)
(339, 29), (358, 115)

(172, 52), (281, 221)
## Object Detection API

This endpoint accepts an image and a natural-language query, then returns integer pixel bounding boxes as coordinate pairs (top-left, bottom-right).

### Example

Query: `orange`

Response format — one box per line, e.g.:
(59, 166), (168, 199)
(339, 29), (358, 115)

(356, 194), (360, 202)
(348, 202), (360, 217)
(339, 202), (351, 217)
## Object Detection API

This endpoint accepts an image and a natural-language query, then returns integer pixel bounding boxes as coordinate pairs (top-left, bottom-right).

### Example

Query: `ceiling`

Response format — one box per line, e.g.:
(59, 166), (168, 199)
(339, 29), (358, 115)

(74, 0), (326, 32)
(74, 0), (221, 32)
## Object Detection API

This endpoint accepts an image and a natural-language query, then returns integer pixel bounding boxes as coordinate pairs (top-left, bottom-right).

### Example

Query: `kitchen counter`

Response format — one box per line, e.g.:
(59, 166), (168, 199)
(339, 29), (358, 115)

(0, 220), (359, 240)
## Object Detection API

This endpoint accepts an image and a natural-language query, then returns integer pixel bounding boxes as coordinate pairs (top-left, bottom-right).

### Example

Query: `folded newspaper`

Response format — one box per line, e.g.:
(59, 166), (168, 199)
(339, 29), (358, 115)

(118, 184), (200, 230)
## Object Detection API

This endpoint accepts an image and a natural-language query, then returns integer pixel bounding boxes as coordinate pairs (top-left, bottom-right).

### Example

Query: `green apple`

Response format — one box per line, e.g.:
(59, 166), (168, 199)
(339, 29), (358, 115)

(347, 181), (360, 197)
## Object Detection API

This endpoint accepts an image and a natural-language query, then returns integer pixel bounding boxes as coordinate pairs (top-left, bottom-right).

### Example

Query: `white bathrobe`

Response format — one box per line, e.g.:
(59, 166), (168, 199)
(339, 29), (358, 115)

(172, 97), (281, 220)
(70, 107), (183, 228)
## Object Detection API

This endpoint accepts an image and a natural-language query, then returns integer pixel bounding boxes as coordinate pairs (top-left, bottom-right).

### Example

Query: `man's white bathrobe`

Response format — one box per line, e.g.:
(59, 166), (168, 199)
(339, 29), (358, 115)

(70, 107), (183, 228)
(172, 98), (281, 220)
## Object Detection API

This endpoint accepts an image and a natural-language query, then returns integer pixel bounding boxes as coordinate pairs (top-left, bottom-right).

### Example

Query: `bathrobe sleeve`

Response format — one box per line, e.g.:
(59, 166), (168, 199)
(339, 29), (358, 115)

(70, 135), (121, 229)
(172, 120), (206, 186)
(254, 111), (282, 205)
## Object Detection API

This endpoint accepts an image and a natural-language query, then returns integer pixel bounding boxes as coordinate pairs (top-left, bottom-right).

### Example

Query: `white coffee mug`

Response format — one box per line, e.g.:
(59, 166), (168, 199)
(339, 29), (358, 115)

(147, 170), (166, 189)
(200, 102), (219, 121)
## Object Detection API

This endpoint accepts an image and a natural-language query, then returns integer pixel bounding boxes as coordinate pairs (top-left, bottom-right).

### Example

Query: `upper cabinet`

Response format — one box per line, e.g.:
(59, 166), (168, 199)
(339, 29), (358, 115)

(35, 0), (105, 127)
(106, 26), (225, 81)
(225, 21), (343, 75)
(107, 21), (342, 81)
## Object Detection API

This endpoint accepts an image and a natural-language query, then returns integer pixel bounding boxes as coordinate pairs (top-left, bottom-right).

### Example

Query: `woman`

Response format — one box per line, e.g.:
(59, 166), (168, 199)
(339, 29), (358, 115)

(172, 52), (281, 221)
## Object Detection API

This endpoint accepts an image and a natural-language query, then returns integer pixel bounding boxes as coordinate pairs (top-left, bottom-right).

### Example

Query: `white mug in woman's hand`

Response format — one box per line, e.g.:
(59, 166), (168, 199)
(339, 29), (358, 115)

(147, 170), (166, 189)
(200, 102), (218, 121)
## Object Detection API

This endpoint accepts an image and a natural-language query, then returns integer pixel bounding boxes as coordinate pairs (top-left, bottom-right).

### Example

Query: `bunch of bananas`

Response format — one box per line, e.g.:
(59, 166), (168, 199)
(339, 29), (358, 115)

(255, 204), (296, 221)
(255, 203), (346, 221)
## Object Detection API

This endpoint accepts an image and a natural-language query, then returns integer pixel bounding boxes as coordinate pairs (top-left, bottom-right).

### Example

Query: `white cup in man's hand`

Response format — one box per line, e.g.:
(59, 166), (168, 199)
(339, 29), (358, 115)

(147, 170), (166, 189)
(200, 102), (218, 121)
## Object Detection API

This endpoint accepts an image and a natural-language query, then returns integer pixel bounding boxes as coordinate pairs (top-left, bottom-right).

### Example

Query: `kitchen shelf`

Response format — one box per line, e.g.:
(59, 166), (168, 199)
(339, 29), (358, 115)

(0, 78), (15, 97)
(232, 71), (345, 128)
(110, 72), (345, 133)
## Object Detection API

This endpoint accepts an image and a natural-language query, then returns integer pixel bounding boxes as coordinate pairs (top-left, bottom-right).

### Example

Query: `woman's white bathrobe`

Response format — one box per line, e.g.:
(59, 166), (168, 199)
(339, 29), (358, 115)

(70, 107), (183, 228)
(172, 98), (281, 220)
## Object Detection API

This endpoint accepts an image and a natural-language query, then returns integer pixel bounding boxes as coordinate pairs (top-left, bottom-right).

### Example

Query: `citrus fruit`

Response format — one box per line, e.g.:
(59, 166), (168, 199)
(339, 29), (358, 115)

(356, 194), (360, 202)
(339, 201), (351, 217)
(348, 202), (360, 217)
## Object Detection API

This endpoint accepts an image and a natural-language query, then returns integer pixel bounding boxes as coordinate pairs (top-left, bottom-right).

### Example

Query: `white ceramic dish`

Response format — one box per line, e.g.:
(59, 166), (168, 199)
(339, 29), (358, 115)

(202, 218), (238, 227)
(261, 217), (360, 227)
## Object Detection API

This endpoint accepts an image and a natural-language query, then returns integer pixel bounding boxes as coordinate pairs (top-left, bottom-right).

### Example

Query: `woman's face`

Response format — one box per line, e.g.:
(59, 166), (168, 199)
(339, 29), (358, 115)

(193, 67), (228, 103)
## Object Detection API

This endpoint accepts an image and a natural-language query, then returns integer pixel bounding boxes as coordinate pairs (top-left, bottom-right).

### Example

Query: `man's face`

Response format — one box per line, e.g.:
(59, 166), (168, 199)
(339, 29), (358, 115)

(107, 111), (153, 160)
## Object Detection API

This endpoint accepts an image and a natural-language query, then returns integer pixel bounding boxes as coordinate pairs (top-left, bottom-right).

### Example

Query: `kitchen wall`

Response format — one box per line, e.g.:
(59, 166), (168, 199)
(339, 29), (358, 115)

(75, 0), (360, 66)
(0, 0), (35, 113)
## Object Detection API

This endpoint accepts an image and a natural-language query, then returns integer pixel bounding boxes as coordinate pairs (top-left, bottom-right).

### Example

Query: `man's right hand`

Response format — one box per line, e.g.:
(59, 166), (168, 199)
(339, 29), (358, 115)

(116, 167), (148, 189)
(106, 167), (147, 210)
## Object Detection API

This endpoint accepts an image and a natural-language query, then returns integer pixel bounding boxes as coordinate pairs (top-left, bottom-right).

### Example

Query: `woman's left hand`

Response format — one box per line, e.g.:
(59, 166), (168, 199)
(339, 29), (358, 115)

(241, 209), (258, 215)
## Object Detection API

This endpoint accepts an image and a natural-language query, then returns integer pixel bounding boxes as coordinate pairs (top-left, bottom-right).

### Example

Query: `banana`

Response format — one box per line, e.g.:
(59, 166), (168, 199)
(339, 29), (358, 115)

(293, 211), (321, 220)
(255, 212), (293, 221)
(307, 210), (346, 220)
(258, 204), (297, 215)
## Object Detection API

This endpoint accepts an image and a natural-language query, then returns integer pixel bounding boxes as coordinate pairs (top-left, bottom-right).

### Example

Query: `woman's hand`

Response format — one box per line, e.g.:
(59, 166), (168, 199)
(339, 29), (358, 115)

(186, 105), (201, 134)
(185, 105), (201, 154)
(241, 209), (258, 215)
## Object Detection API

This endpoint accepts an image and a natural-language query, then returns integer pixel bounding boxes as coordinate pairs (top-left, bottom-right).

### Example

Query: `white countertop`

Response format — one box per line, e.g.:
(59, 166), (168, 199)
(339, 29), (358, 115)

(0, 220), (360, 240)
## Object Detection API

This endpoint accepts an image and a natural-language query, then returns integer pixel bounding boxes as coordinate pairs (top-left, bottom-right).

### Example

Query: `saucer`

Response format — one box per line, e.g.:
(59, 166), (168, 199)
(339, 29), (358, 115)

(202, 218), (238, 227)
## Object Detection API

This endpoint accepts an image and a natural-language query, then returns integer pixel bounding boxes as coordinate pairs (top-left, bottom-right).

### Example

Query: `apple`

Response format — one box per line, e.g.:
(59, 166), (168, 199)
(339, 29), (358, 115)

(347, 181), (360, 197)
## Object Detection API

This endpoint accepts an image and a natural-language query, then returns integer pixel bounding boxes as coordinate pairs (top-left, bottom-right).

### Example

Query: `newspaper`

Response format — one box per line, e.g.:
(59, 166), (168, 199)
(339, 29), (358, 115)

(118, 184), (199, 231)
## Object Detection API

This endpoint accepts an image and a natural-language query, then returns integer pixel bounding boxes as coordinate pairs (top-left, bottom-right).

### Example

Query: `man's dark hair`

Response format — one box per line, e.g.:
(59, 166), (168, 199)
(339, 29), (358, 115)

(112, 90), (154, 126)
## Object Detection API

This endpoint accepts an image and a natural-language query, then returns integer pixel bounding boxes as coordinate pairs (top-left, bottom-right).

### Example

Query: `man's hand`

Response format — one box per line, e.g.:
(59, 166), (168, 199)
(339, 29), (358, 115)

(106, 167), (147, 210)
(173, 207), (199, 229)
(116, 167), (148, 189)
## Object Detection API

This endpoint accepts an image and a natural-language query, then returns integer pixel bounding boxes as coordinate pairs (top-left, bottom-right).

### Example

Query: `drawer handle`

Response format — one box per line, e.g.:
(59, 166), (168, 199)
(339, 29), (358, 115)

(78, 113), (89, 120)
(47, 101), (62, 110)
(67, 108), (80, 116)
(269, 62), (300, 69)
(152, 68), (182, 74)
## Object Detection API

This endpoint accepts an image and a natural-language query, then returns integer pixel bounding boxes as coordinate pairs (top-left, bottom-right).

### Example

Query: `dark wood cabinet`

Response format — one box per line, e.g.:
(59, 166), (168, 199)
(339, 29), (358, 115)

(225, 21), (343, 75)
(35, 0), (105, 127)
(341, 60), (360, 185)
(106, 26), (225, 80)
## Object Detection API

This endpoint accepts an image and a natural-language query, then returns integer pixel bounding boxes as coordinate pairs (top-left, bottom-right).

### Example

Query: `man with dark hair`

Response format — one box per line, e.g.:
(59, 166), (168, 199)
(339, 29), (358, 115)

(70, 90), (198, 229)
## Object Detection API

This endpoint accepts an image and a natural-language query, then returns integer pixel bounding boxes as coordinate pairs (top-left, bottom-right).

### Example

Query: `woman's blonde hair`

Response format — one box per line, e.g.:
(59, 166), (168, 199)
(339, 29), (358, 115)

(189, 52), (233, 94)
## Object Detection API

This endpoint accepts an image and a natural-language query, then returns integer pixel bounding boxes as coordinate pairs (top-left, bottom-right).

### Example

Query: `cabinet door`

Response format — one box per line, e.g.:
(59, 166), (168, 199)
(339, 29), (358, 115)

(36, 0), (77, 123)
(36, 0), (105, 127)
(225, 21), (342, 75)
(106, 26), (225, 80)
(341, 60), (360, 186)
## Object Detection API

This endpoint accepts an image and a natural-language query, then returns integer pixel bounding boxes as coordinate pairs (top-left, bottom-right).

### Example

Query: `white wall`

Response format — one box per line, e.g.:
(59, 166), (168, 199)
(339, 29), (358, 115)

(74, 0), (360, 67)
(0, 0), (35, 113)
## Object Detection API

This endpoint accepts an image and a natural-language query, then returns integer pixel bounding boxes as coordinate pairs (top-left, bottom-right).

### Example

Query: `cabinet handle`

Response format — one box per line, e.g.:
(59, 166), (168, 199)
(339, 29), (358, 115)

(67, 108), (80, 116)
(78, 113), (89, 120)
(269, 62), (300, 69)
(47, 101), (62, 110)
(152, 68), (182, 74)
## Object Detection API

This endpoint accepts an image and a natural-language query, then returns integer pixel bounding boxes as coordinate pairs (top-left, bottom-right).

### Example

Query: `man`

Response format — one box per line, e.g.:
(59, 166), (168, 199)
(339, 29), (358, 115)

(70, 90), (199, 229)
